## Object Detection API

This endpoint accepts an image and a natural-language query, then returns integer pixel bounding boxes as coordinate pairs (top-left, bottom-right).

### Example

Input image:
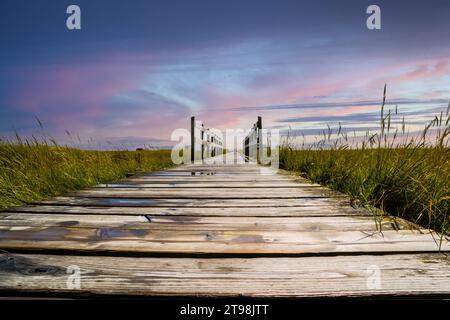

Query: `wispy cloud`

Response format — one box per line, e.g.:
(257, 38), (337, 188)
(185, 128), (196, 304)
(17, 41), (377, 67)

(275, 106), (449, 124)
(231, 98), (449, 112)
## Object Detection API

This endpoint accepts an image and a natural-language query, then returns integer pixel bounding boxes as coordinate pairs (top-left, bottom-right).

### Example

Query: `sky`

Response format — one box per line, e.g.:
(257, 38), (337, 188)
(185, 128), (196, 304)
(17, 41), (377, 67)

(0, 0), (449, 149)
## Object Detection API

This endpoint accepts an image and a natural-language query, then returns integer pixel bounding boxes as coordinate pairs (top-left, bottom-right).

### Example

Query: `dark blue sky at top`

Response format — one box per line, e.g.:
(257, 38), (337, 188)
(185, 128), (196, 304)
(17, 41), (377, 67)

(2, 0), (449, 61)
(0, 0), (449, 148)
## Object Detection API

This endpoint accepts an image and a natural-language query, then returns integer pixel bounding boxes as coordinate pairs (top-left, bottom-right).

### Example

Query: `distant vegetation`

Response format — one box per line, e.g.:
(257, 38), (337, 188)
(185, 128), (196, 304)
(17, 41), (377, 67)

(280, 86), (450, 238)
(0, 136), (174, 209)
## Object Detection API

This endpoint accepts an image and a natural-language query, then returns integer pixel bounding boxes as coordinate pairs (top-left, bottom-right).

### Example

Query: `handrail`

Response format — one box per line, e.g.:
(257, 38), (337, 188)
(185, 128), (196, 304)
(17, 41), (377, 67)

(243, 116), (262, 164)
(190, 116), (223, 163)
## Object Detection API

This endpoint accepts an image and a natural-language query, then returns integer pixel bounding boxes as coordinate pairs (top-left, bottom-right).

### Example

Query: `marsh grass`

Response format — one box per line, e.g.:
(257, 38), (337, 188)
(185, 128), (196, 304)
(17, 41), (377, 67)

(0, 135), (174, 209)
(280, 85), (450, 238)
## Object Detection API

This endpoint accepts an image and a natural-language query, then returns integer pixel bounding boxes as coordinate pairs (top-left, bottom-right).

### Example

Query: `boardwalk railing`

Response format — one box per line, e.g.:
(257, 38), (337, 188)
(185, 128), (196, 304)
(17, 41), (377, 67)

(243, 116), (262, 163)
(191, 116), (223, 163)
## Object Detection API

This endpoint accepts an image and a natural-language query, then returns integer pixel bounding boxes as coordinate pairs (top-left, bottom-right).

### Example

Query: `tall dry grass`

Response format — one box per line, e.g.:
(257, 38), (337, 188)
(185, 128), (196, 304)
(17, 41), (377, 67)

(280, 85), (450, 238)
(0, 134), (174, 209)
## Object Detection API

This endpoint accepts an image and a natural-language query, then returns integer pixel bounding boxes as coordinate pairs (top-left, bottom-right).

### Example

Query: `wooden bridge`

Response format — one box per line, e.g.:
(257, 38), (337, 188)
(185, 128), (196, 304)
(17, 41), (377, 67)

(0, 118), (449, 298)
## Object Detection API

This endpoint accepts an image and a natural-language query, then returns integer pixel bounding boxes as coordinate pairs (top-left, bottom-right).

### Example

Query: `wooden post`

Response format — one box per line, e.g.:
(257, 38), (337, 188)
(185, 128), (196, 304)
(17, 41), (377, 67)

(206, 129), (210, 159)
(244, 136), (249, 163)
(201, 123), (204, 162)
(191, 116), (195, 164)
(225, 132), (229, 164)
(257, 116), (262, 164)
(252, 123), (256, 160)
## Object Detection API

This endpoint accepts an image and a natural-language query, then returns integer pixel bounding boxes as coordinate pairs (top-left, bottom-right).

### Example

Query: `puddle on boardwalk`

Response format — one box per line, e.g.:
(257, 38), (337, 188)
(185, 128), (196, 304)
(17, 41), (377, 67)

(144, 171), (217, 176)
(190, 171), (216, 176)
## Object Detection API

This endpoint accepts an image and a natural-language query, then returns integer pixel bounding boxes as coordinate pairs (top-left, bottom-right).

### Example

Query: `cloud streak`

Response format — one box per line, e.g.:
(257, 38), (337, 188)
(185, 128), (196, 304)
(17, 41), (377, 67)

(231, 98), (449, 112)
(275, 106), (449, 124)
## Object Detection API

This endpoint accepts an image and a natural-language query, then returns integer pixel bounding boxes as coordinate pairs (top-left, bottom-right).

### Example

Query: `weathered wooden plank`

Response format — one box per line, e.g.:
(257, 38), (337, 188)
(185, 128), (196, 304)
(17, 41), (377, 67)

(0, 213), (410, 231)
(143, 173), (281, 178)
(0, 213), (147, 227)
(166, 165), (259, 169)
(96, 182), (318, 188)
(121, 174), (298, 182)
(69, 187), (343, 199)
(1, 253), (449, 297)
(0, 225), (447, 254)
(131, 176), (297, 182)
(138, 167), (288, 176)
(5, 204), (370, 217)
(152, 166), (277, 172)
(162, 169), (268, 173)
(35, 196), (353, 207)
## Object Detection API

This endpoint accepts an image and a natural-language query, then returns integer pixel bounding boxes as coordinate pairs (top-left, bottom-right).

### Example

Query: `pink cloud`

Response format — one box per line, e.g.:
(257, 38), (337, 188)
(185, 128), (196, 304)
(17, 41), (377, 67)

(368, 55), (450, 91)
(14, 64), (140, 113)
(5, 54), (152, 136)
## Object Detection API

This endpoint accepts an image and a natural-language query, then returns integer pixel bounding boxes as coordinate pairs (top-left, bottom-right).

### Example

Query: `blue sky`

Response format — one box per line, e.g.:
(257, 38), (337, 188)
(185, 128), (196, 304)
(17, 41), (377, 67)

(0, 0), (449, 148)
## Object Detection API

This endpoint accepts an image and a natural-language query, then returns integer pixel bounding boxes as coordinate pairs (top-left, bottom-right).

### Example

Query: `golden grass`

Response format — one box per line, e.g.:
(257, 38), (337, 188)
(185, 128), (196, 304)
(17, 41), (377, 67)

(280, 86), (450, 236)
(0, 138), (174, 209)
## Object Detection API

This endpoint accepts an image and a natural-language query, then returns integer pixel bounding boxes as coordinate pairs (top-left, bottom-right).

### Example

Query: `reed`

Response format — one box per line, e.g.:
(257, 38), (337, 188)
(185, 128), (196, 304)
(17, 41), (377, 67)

(280, 85), (450, 238)
(0, 136), (174, 209)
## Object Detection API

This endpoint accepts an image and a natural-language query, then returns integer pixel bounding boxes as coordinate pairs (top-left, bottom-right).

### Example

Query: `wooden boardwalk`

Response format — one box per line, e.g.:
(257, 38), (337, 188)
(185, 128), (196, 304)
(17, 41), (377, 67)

(0, 152), (449, 298)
